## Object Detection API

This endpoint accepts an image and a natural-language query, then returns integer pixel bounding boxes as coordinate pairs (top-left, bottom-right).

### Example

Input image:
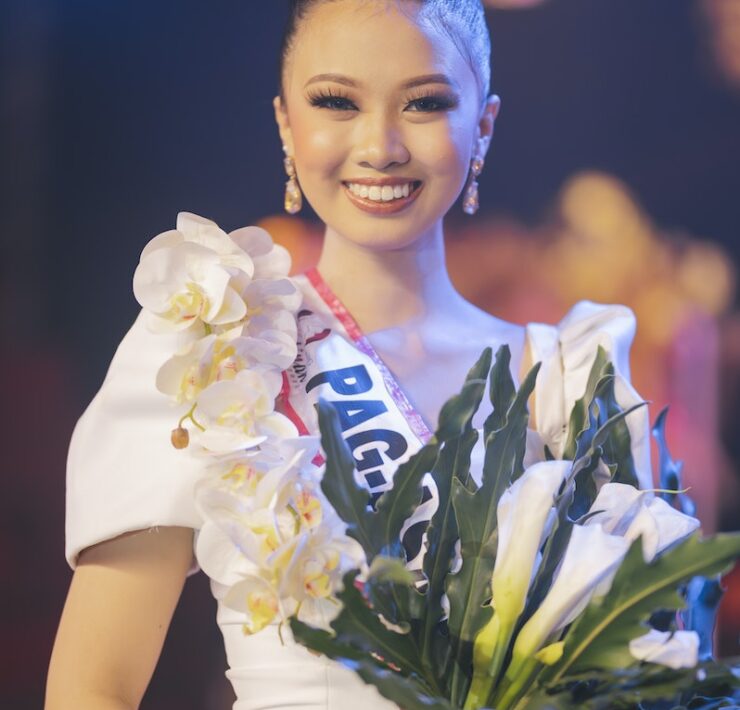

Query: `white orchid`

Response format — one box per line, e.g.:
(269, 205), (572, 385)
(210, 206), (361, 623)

(229, 224), (292, 280)
(629, 629), (699, 669)
(585, 483), (701, 562)
(195, 442), (365, 633)
(278, 522), (365, 629)
(194, 368), (297, 453)
(175, 212), (257, 274)
(133, 235), (249, 333)
(156, 331), (296, 404)
(222, 574), (282, 634)
(194, 437), (323, 578)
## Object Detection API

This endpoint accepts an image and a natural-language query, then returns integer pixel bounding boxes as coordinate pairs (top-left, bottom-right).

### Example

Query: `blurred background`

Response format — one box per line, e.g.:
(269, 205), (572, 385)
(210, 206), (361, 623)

(1, 0), (739, 707)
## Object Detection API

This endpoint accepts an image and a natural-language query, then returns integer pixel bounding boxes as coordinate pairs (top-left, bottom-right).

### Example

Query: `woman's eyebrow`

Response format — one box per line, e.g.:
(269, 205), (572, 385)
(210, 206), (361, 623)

(303, 73), (458, 90)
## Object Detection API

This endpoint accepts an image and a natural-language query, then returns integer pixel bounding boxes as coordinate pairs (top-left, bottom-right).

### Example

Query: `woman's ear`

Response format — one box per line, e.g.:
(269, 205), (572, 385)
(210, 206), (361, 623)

(475, 94), (501, 160)
(273, 95), (294, 154)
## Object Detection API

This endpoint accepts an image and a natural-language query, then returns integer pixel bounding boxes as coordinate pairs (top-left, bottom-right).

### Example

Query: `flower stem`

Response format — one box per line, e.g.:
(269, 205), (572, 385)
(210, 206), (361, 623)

(178, 402), (205, 432)
(492, 657), (539, 710)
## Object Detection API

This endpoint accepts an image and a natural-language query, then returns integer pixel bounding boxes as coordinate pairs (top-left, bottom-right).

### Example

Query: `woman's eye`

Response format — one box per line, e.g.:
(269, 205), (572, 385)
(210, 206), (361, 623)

(309, 94), (357, 111)
(406, 95), (456, 112)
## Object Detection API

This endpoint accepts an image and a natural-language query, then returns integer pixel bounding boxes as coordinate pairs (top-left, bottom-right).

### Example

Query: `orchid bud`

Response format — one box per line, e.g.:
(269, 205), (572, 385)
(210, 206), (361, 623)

(171, 426), (190, 449)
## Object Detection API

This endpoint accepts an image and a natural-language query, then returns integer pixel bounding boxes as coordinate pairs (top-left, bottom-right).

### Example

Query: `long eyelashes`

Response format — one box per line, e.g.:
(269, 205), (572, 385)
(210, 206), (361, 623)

(306, 87), (458, 113)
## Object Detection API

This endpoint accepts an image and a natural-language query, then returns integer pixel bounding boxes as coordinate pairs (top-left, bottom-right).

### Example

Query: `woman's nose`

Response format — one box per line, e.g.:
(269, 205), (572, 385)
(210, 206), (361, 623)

(352, 112), (410, 170)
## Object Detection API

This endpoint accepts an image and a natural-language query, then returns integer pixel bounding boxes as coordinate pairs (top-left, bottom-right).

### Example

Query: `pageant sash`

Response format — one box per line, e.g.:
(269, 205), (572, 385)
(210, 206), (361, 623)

(281, 269), (438, 573)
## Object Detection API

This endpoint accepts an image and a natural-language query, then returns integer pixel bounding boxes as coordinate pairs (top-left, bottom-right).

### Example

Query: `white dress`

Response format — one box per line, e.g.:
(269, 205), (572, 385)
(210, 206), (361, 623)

(65, 272), (652, 710)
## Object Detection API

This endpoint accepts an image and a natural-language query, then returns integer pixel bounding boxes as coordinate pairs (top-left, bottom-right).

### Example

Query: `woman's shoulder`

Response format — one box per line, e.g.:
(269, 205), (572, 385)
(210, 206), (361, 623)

(66, 310), (206, 570)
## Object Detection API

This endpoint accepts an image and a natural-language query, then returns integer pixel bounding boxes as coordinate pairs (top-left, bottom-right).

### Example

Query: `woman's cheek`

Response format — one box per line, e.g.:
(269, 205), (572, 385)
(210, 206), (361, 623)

(294, 117), (348, 180)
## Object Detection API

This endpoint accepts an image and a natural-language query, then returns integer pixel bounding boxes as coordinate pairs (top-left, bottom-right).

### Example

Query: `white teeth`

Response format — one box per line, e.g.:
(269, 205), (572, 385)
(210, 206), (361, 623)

(346, 182), (416, 202)
(381, 186), (394, 201)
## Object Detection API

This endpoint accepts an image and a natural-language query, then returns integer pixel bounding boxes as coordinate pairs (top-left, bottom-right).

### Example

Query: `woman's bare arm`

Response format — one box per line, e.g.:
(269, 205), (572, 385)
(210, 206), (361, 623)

(45, 526), (194, 710)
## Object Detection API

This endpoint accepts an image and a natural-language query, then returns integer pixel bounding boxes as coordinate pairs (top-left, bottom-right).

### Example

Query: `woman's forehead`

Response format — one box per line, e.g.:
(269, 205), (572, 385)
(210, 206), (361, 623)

(286, 0), (475, 92)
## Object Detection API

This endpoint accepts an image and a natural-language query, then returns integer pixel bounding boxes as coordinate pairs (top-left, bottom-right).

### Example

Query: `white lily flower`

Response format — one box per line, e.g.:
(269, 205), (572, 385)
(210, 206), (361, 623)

(629, 629), (699, 669)
(511, 524), (630, 660)
(586, 483), (700, 562)
(492, 460), (571, 630)
(195, 369), (298, 453)
(466, 460), (572, 709)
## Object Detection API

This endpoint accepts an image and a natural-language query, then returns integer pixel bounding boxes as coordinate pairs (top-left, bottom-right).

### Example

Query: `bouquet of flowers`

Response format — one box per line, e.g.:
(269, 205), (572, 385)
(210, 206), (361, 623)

(290, 346), (740, 709)
(134, 213), (740, 710)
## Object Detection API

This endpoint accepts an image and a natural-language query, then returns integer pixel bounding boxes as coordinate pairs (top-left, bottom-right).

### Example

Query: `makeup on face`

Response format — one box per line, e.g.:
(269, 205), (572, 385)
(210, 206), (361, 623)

(279, 0), (488, 249)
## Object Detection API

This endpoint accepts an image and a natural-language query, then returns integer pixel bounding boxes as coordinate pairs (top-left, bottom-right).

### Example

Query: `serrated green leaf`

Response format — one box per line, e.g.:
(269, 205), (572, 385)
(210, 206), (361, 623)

(562, 346), (610, 461)
(483, 344), (517, 442)
(317, 571), (430, 683)
(541, 533), (740, 685)
(421, 348), (492, 684)
(344, 658), (456, 710)
(435, 346), (492, 443)
(371, 442), (440, 560)
(445, 358), (540, 705)
(527, 658), (740, 710)
(568, 393), (647, 520)
(317, 398), (379, 554)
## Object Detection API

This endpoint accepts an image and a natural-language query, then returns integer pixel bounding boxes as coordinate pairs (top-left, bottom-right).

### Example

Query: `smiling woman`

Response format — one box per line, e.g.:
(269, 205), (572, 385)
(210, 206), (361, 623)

(274, 0), (498, 257)
(46, 2), (658, 710)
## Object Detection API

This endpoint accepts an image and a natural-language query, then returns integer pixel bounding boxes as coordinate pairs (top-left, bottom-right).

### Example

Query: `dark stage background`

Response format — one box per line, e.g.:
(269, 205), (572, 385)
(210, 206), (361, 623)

(2, 1), (739, 707)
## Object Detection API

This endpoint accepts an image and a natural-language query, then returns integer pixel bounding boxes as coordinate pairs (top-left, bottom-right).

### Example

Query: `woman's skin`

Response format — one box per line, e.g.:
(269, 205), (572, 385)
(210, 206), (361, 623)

(275, 0), (528, 427)
(46, 1), (532, 706)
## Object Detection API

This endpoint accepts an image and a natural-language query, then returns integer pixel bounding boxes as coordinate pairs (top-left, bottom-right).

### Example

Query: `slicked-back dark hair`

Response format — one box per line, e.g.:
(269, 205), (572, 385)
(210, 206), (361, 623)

(277, 0), (491, 109)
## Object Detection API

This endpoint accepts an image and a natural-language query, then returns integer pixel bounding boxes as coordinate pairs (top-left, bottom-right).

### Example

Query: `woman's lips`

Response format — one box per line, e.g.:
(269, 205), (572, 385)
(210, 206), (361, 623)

(342, 181), (423, 215)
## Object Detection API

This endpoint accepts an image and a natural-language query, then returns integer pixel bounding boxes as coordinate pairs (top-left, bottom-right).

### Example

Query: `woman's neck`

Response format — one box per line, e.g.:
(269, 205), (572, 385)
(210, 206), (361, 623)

(315, 222), (466, 335)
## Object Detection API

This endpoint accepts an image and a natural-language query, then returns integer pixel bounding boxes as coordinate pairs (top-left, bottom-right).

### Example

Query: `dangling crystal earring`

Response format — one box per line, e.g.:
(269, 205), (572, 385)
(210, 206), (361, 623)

(462, 157), (484, 215)
(283, 146), (303, 214)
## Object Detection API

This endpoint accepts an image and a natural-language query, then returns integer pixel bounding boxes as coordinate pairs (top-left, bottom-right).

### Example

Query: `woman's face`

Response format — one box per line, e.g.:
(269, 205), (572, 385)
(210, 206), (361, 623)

(274, 0), (499, 251)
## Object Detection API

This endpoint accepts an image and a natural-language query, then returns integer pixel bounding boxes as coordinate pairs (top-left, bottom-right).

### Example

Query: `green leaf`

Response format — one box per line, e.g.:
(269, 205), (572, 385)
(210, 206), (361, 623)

(483, 344), (517, 442)
(568, 392), (647, 521)
(343, 658), (456, 710)
(562, 346), (610, 461)
(652, 406), (696, 517)
(321, 571), (431, 681)
(435, 346), (492, 443)
(317, 399), (378, 554)
(317, 397), (442, 563)
(421, 348), (492, 683)
(540, 533), (740, 685)
(445, 355), (540, 705)
(562, 348), (644, 519)
(370, 442), (441, 560)
(527, 658), (740, 710)
(289, 618), (449, 708)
